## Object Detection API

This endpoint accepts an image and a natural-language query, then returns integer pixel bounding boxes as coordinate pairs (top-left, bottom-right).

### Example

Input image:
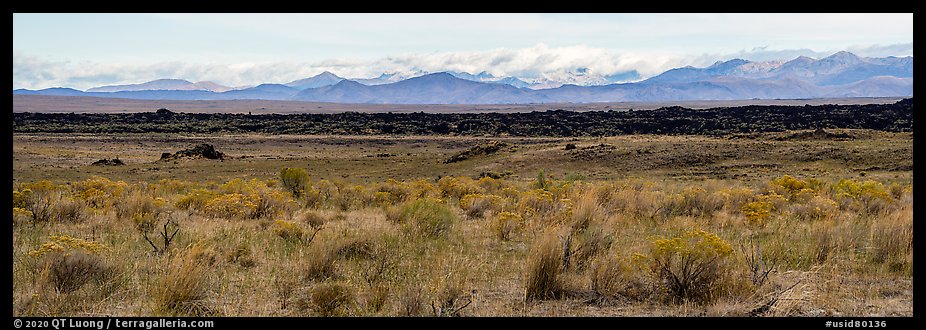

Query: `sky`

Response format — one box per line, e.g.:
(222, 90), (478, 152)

(12, 13), (914, 90)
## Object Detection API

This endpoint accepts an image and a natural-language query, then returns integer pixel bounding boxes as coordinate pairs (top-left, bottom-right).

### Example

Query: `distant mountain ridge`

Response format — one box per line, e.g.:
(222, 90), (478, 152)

(86, 79), (234, 92)
(14, 52), (912, 104)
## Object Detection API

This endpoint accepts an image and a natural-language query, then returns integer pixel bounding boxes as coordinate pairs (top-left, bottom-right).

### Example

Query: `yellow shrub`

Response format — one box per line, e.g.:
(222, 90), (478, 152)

(406, 179), (439, 201)
(835, 179), (894, 214)
(175, 189), (218, 211)
(438, 176), (483, 200)
(770, 175), (813, 201)
(477, 176), (504, 193)
(13, 189), (33, 209)
(373, 191), (396, 207)
(273, 220), (307, 243)
(492, 211), (523, 241)
(71, 176), (129, 209)
(29, 235), (107, 257)
(741, 200), (773, 228)
(374, 178), (410, 203)
(836, 179), (890, 201)
(13, 207), (33, 225)
(154, 179), (194, 195)
(203, 193), (257, 219)
(518, 189), (554, 219)
(649, 229), (733, 304)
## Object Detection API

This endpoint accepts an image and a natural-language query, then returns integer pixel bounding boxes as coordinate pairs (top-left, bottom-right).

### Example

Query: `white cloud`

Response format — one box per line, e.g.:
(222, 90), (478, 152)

(13, 43), (914, 90)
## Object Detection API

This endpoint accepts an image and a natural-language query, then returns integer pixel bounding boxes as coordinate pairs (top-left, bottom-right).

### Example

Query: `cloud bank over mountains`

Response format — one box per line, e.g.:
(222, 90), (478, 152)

(14, 51), (912, 104)
(12, 43), (912, 91)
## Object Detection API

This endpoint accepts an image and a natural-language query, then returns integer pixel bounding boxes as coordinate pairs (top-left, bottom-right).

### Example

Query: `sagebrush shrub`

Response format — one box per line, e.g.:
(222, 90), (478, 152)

(459, 193), (503, 219)
(280, 167), (310, 198)
(572, 226), (613, 270)
(52, 196), (86, 223)
(42, 251), (110, 294)
(399, 198), (456, 239)
(299, 211), (326, 229)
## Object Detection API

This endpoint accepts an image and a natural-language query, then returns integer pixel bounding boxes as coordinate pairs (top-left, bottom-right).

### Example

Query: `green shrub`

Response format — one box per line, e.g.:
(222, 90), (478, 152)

(280, 167), (310, 198)
(399, 198), (457, 239)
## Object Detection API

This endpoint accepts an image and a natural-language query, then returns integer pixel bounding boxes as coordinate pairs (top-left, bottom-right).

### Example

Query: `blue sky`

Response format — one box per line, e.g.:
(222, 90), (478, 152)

(13, 13), (913, 90)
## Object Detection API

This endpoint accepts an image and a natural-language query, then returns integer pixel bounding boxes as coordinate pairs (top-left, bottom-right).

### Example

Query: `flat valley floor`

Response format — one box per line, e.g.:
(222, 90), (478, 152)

(12, 130), (912, 316)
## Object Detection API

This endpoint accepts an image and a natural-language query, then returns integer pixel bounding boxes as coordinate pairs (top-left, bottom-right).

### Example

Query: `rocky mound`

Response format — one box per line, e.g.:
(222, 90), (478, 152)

(775, 128), (854, 141)
(568, 143), (616, 161)
(444, 141), (510, 164)
(160, 144), (225, 161)
(91, 158), (125, 166)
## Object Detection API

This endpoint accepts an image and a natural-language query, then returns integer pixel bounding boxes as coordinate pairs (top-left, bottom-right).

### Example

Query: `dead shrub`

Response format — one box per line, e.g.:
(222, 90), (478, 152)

(398, 285), (425, 316)
(365, 283), (390, 314)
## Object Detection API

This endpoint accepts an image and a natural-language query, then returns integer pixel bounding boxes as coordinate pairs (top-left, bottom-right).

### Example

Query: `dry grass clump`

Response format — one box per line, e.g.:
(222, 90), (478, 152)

(296, 282), (355, 316)
(303, 245), (339, 282)
(153, 249), (214, 316)
(299, 210), (326, 229)
(869, 206), (913, 273)
(116, 190), (167, 221)
(224, 243), (256, 268)
(524, 230), (565, 302)
(570, 191), (601, 232)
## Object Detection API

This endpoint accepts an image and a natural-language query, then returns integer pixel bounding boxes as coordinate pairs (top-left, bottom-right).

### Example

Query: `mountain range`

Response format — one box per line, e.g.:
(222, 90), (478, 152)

(13, 51), (912, 104)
